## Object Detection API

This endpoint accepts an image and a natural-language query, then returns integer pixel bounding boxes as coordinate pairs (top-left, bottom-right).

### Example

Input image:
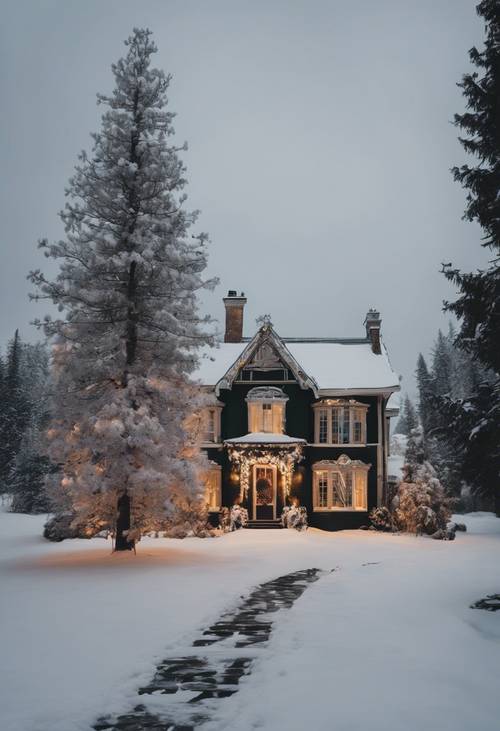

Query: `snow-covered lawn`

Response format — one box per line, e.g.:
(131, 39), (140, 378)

(1, 511), (499, 731)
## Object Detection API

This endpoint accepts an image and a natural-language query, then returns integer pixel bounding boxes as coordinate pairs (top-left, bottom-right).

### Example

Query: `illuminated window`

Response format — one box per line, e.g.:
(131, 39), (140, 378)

(318, 471), (328, 507)
(201, 405), (222, 443)
(318, 409), (328, 443)
(205, 465), (222, 511)
(313, 400), (368, 445)
(313, 456), (369, 511)
(246, 386), (288, 434)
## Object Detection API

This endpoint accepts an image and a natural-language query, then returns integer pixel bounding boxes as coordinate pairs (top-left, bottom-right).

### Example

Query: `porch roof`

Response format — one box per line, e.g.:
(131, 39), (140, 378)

(224, 432), (306, 446)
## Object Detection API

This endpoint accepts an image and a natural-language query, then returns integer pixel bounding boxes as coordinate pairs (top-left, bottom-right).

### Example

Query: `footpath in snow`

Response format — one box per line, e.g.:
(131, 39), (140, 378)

(0, 510), (499, 731)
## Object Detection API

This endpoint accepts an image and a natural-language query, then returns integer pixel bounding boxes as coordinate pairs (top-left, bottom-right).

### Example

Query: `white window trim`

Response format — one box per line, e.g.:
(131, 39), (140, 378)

(312, 456), (370, 512)
(246, 387), (288, 434)
(252, 463), (277, 520)
(313, 400), (368, 446)
(201, 405), (222, 445)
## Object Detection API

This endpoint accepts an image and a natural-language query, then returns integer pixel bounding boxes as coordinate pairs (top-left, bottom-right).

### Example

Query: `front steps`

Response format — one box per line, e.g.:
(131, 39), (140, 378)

(246, 519), (283, 529)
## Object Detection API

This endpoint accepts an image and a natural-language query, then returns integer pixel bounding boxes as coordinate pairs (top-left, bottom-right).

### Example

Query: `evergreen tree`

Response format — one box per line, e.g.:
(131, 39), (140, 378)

(29, 29), (216, 548)
(0, 331), (30, 491)
(441, 1), (500, 514)
(9, 342), (53, 514)
(431, 330), (453, 396)
(10, 421), (53, 514)
(416, 353), (434, 432)
(394, 395), (419, 435)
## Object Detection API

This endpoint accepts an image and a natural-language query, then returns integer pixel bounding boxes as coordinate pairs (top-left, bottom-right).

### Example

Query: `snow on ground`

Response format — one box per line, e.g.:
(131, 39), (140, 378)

(1, 510), (499, 731)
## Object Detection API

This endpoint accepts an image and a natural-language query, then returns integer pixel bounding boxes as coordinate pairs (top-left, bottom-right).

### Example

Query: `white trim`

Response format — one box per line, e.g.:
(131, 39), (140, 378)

(252, 463), (277, 520)
(312, 456), (369, 511)
(317, 387), (400, 397)
(313, 400), (368, 446)
(376, 395), (383, 507)
(215, 324), (319, 396)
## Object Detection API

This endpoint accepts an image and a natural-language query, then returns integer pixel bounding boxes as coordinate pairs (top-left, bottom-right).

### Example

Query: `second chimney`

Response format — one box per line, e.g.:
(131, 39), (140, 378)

(223, 290), (247, 343)
(364, 309), (382, 354)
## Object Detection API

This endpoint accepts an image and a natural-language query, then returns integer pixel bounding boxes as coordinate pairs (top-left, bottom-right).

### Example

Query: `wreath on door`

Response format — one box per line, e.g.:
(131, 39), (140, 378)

(256, 477), (273, 505)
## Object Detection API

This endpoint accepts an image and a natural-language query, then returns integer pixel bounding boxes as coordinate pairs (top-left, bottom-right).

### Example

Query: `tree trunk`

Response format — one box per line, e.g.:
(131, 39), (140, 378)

(115, 492), (134, 551)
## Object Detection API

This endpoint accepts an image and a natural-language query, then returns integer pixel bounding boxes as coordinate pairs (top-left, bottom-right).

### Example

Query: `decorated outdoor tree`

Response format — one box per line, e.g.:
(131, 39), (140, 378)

(29, 29), (216, 548)
(393, 427), (452, 537)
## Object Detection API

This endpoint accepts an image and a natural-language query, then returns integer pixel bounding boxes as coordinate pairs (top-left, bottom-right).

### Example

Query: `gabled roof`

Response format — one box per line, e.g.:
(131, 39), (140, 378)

(193, 323), (400, 396)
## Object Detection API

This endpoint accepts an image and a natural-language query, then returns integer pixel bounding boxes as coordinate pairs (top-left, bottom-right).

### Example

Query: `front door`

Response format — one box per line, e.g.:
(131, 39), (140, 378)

(253, 465), (276, 520)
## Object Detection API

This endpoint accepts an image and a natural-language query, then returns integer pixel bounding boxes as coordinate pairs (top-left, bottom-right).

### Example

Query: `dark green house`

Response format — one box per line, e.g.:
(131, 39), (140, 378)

(194, 291), (400, 531)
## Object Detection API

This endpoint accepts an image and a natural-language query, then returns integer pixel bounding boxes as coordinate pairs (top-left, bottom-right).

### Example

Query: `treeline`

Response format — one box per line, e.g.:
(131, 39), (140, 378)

(396, 324), (494, 510)
(396, 1), (500, 517)
(0, 330), (52, 513)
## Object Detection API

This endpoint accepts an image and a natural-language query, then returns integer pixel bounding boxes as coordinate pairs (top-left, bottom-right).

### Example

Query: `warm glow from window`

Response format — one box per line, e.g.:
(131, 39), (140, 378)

(313, 459), (368, 511)
(205, 467), (221, 511)
(248, 401), (285, 433)
(201, 406), (221, 443)
(246, 386), (288, 434)
(314, 400), (367, 445)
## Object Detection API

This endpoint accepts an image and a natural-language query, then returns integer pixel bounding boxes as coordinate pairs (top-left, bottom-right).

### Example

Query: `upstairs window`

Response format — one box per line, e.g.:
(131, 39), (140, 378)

(313, 455), (370, 511)
(246, 386), (288, 434)
(313, 400), (368, 445)
(201, 403), (222, 444)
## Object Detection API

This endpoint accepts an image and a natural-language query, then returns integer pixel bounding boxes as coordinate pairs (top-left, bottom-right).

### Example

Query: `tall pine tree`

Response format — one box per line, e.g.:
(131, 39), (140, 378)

(29, 29), (216, 548)
(415, 353), (434, 433)
(0, 331), (30, 491)
(441, 0), (500, 514)
(394, 395), (419, 435)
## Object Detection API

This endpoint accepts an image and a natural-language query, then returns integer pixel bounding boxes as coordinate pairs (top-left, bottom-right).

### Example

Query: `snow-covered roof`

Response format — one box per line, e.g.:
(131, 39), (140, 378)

(224, 433), (306, 445)
(386, 391), (401, 415)
(193, 337), (399, 394)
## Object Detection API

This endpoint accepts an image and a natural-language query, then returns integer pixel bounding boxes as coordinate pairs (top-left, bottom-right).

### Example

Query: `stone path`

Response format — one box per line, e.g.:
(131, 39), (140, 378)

(94, 568), (322, 731)
(471, 593), (500, 611)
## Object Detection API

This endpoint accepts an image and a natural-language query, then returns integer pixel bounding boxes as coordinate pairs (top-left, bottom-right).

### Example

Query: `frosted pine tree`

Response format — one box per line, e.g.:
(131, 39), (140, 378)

(29, 29), (216, 549)
(394, 395), (418, 435)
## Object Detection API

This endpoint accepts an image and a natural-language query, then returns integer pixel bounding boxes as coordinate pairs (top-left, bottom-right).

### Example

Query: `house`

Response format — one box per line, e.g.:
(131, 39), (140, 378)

(194, 291), (400, 531)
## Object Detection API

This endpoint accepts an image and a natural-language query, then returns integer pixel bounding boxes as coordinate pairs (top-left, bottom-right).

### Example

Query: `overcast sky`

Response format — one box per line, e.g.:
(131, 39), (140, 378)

(0, 0), (487, 396)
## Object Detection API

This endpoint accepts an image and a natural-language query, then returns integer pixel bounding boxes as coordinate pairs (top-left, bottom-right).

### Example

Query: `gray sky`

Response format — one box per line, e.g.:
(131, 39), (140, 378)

(0, 0), (487, 396)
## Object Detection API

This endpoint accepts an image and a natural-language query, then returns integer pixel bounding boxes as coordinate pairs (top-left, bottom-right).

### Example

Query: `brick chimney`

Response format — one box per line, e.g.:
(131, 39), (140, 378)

(364, 309), (382, 354)
(223, 290), (247, 343)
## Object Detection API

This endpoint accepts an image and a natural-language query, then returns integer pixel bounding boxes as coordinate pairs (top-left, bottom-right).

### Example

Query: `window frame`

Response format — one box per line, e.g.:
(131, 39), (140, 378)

(205, 464), (222, 512)
(246, 386), (288, 434)
(312, 456), (369, 511)
(201, 404), (222, 445)
(313, 400), (368, 445)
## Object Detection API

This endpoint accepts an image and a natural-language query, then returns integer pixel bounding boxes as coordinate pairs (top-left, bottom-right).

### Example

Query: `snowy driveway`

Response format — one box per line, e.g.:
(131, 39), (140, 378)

(1, 511), (499, 731)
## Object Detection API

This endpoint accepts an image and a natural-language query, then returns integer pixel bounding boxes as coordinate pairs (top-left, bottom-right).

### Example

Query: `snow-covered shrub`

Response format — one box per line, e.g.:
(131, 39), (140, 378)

(43, 513), (103, 541)
(229, 505), (248, 531)
(369, 506), (395, 532)
(392, 432), (452, 536)
(281, 505), (308, 531)
(163, 498), (215, 538)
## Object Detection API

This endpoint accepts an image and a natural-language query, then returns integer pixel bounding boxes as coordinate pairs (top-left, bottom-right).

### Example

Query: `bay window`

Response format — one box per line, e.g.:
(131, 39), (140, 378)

(313, 455), (369, 511)
(313, 400), (368, 445)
